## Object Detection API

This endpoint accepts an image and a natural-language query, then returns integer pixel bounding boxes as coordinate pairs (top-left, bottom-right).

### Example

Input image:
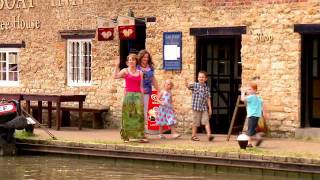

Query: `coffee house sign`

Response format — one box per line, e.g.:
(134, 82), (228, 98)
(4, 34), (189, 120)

(0, 0), (85, 31)
(0, 0), (84, 10)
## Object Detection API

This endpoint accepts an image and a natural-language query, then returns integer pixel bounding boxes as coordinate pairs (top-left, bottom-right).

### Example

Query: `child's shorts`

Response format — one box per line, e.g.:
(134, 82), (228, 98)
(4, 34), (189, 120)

(247, 116), (259, 136)
(192, 110), (209, 127)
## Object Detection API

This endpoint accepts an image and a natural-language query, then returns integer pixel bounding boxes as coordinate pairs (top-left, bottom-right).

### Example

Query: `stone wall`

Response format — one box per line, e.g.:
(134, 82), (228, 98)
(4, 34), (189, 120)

(0, 0), (318, 136)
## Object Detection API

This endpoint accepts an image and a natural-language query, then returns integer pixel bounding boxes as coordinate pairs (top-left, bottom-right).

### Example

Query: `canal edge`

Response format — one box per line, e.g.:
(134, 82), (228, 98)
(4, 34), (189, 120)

(15, 138), (320, 174)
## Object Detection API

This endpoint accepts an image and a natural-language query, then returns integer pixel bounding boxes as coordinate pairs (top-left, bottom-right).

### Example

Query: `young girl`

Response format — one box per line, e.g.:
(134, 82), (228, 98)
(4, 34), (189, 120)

(114, 54), (148, 143)
(155, 80), (180, 139)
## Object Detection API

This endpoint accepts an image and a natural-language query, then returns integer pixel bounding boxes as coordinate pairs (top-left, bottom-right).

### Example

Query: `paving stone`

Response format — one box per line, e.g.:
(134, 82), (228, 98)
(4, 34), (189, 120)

(168, 148), (177, 154)
(273, 156), (287, 162)
(216, 152), (228, 158)
(143, 147), (154, 153)
(185, 149), (195, 155)
(152, 147), (164, 154)
(67, 142), (81, 147)
(106, 144), (116, 150)
(287, 157), (301, 164)
(195, 150), (206, 156)
(206, 151), (217, 157)
(227, 152), (239, 159)
(53, 141), (69, 147)
(300, 158), (313, 164)
(239, 153), (251, 160)
(92, 144), (107, 149)
(115, 144), (127, 151)
(250, 154), (263, 160)
(311, 159), (320, 165)
(173, 149), (184, 155)
(262, 155), (273, 161)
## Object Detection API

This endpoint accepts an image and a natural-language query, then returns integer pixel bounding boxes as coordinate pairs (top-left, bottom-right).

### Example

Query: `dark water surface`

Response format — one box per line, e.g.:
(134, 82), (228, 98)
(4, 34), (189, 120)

(0, 155), (314, 180)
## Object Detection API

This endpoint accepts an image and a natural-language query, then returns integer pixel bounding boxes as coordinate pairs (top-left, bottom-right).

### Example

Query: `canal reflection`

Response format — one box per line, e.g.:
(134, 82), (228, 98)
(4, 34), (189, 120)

(0, 155), (311, 180)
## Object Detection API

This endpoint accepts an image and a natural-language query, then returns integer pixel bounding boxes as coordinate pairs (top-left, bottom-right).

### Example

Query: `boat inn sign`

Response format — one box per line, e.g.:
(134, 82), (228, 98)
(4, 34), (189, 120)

(0, 0), (34, 10)
(0, 0), (320, 137)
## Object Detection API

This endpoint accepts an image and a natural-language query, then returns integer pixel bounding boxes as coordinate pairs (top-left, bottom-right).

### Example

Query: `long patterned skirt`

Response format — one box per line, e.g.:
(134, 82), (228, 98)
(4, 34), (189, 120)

(121, 92), (144, 140)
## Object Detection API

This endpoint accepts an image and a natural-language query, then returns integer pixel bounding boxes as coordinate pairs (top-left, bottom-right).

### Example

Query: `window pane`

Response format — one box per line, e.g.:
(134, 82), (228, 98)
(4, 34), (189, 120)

(77, 42), (80, 82)
(313, 39), (318, 58)
(9, 72), (18, 81)
(0, 62), (6, 72)
(68, 40), (92, 84)
(9, 64), (17, 71)
(207, 44), (212, 59)
(0, 51), (18, 82)
(313, 59), (318, 78)
(1, 53), (6, 61)
(9, 52), (18, 64)
(0, 72), (5, 80)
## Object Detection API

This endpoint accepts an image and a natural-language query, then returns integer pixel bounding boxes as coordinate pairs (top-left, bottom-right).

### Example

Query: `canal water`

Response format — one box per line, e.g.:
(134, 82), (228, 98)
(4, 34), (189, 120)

(0, 155), (314, 180)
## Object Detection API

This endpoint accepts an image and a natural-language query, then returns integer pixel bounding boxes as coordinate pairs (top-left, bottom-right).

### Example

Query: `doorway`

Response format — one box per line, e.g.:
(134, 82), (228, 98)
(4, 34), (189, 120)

(196, 36), (243, 134)
(301, 35), (320, 127)
(119, 22), (146, 69)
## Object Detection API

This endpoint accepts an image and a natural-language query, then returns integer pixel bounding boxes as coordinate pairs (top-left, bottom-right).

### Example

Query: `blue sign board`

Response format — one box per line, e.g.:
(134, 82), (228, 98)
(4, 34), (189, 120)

(163, 32), (182, 70)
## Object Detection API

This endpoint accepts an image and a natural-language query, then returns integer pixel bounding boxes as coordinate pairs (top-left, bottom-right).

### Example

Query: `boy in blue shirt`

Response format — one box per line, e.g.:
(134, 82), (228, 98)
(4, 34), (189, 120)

(241, 82), (265, 147)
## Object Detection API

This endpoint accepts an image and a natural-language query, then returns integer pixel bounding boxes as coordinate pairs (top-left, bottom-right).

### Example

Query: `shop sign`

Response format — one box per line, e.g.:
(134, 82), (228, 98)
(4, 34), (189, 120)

(118, 16), (136, 40)
(98, 28), (114, 41)
(118, 25), (135, 40)
(0, 15), (40, 31)
(97, 18), (114, 41)
(147, 91), (170, 131)
(163, 32), (182, 70)
(0, 0), (34, 10)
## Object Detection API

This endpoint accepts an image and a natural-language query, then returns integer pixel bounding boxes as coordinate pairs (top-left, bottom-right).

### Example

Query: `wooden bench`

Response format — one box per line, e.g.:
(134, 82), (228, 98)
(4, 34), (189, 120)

(30, 105), (109, 129)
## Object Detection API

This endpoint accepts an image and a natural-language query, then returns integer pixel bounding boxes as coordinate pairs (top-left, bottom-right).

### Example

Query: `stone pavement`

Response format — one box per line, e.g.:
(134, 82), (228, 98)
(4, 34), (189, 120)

(26, 127), (320, 160)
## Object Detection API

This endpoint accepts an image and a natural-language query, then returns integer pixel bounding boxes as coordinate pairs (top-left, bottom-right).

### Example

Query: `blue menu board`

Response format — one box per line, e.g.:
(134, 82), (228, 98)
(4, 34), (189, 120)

(163, 32), (182, 70)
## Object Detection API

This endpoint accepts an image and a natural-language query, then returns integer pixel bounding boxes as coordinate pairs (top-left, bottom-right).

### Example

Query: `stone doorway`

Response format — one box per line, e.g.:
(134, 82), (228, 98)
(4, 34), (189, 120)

(301, 35), (320, 128)
(196, 36), (243, 134)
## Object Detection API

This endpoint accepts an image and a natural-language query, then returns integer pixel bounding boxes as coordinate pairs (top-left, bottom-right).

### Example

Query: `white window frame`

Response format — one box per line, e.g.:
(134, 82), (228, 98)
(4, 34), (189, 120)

(67, 39), (93, 86)
(0, 48), (20, 87)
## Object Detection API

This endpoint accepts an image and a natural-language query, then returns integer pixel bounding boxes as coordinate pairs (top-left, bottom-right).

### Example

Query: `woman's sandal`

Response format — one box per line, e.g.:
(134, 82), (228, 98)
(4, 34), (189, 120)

(191, 136), (200, 141)
(208, 135), (214, 142)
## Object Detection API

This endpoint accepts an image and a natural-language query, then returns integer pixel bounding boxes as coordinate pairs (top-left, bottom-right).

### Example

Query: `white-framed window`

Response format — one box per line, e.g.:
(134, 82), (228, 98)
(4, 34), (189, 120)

(67, 39), (92, 86)
(0, 48), (19, 86)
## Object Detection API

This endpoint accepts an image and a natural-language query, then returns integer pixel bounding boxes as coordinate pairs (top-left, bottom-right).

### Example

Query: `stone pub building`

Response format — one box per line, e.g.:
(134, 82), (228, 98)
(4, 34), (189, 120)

(0, 0), (319, 137)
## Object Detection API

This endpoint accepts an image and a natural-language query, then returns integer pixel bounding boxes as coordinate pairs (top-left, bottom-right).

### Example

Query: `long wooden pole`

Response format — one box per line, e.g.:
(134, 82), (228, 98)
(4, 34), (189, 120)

(226, 96), (246, 141)
(21, 108), (57, 140)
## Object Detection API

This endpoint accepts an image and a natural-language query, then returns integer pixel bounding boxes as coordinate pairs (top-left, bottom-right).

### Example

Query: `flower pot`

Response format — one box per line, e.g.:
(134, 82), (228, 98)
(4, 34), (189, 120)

(237, 133), (249, 149)
(238, 140), (248, 149)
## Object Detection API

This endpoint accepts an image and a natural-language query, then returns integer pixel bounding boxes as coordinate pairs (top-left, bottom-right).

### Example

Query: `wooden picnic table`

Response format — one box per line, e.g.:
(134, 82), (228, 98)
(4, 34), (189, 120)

(0, 93), (86, 130)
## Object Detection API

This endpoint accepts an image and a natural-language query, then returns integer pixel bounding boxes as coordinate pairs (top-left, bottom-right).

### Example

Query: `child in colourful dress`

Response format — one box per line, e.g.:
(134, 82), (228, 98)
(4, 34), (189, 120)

(155, 80), (181, 139)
